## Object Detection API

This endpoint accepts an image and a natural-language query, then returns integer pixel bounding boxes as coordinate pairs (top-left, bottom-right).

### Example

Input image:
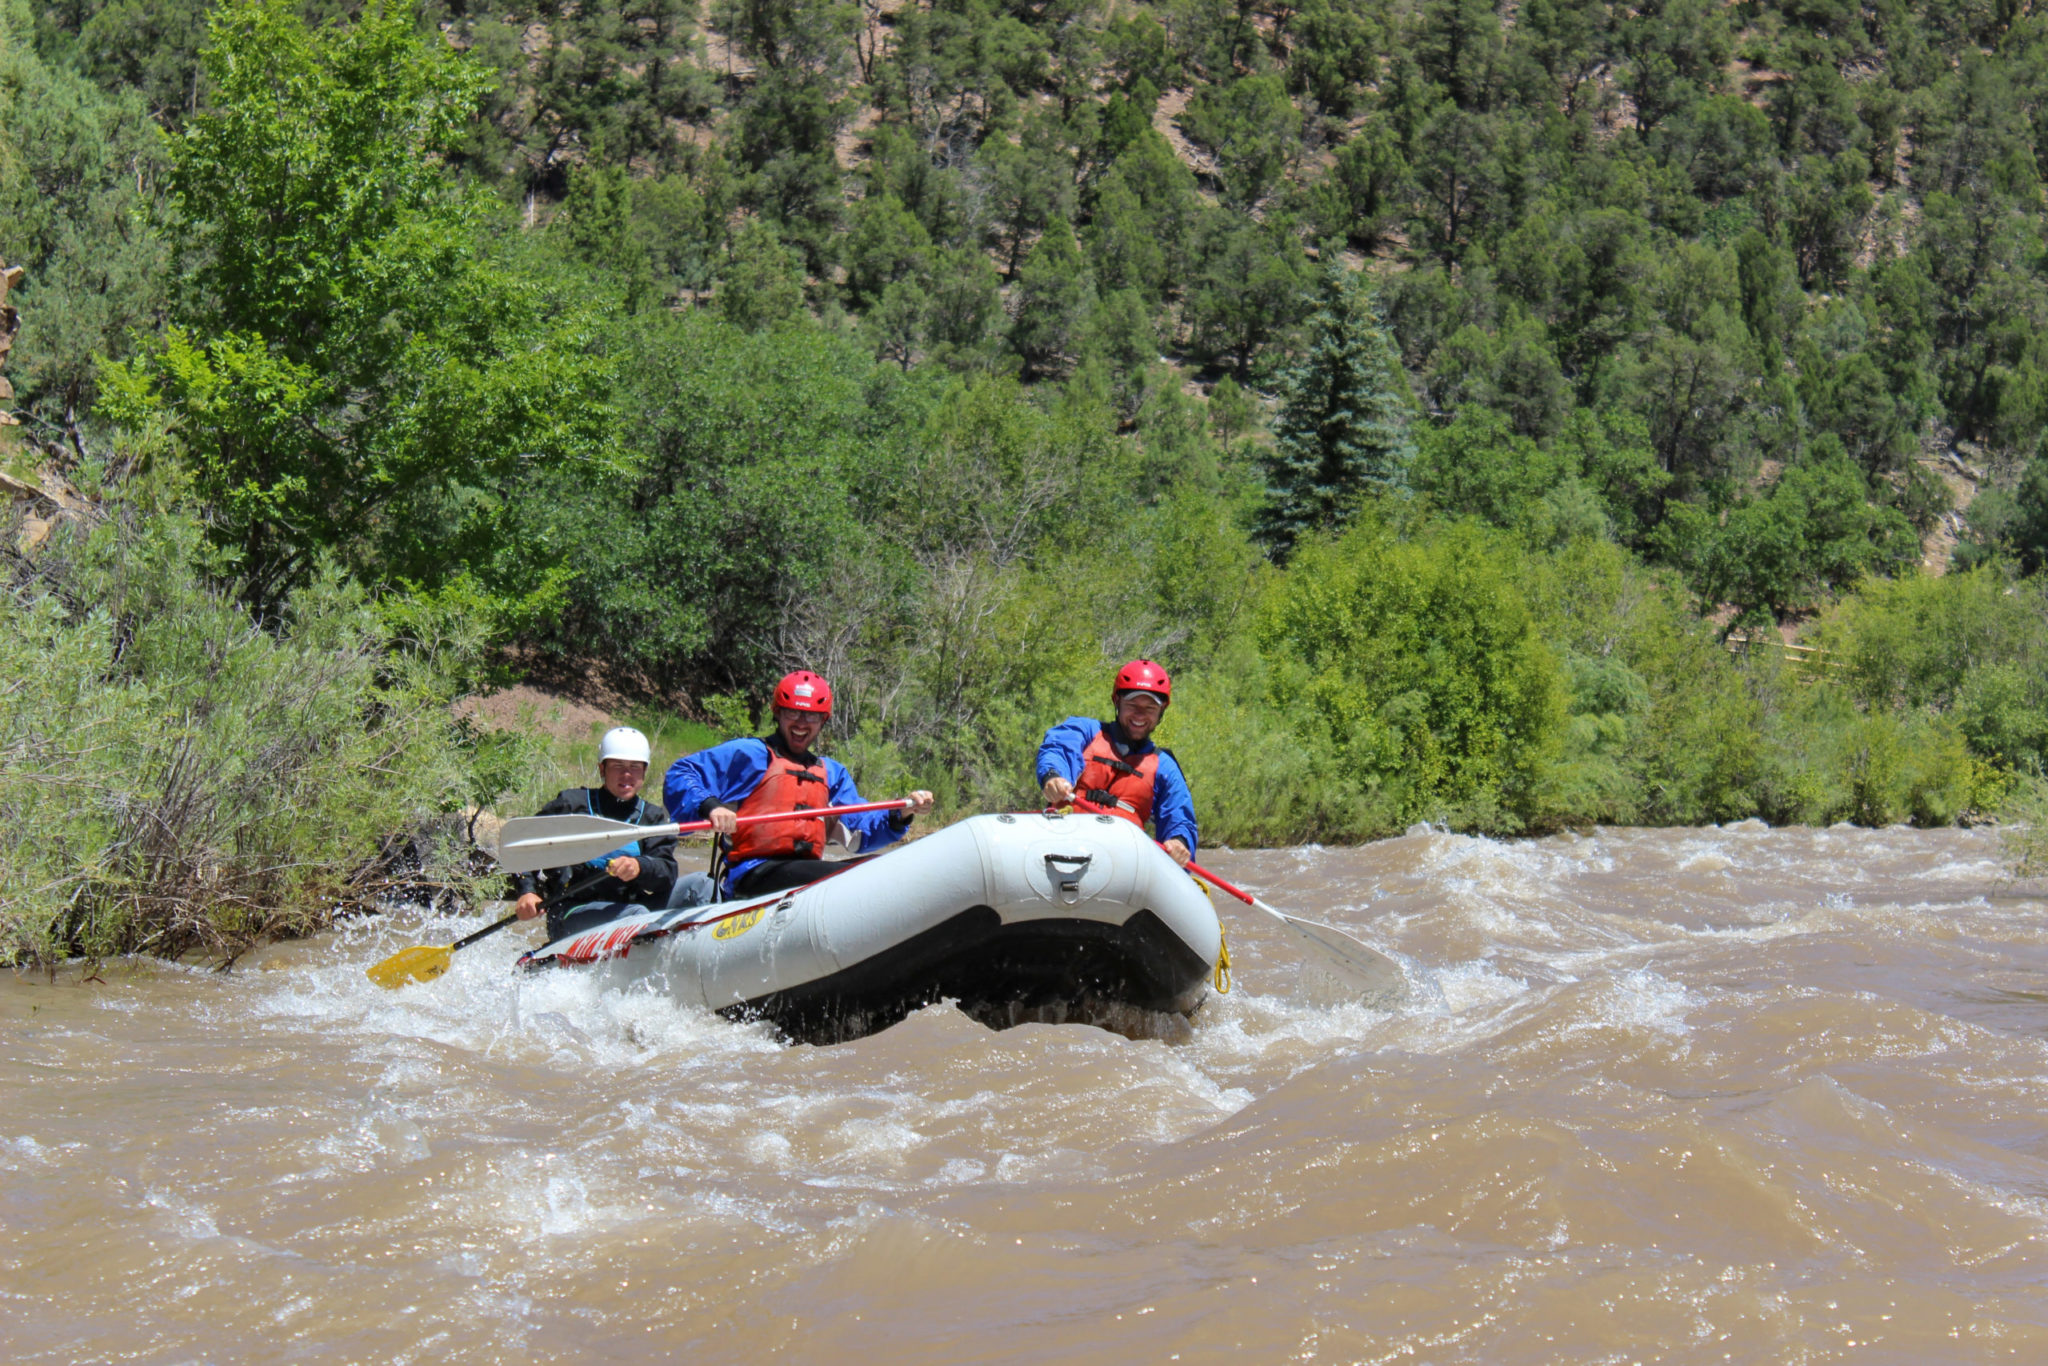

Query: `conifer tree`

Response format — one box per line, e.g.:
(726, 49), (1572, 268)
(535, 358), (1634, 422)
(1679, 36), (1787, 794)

(1256, 266), (1416, 558)
(1008, 217), (1094, 380)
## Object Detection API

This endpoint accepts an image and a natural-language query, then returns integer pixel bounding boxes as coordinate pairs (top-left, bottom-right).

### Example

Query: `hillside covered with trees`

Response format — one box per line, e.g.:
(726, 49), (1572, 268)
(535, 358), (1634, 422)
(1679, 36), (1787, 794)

(7, 0), (2048, 959)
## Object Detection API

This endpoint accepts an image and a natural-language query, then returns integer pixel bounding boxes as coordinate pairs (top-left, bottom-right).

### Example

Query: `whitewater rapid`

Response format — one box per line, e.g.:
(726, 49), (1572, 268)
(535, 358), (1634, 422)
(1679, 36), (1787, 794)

(6, 823), (2048, 1361)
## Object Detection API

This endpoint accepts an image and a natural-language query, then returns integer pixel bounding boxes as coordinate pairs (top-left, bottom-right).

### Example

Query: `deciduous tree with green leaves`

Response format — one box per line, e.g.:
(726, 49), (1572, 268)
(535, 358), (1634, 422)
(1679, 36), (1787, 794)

(100, 0), (614, 614)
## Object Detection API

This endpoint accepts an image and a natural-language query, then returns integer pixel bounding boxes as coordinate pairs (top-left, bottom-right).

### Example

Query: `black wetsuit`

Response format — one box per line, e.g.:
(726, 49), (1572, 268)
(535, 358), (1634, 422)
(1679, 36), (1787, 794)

(509, 788), (679, 939)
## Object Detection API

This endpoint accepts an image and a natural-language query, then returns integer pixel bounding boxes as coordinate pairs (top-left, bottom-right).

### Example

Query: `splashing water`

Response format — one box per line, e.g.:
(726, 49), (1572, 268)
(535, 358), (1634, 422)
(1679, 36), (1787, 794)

(7, 825), (2048, 1361)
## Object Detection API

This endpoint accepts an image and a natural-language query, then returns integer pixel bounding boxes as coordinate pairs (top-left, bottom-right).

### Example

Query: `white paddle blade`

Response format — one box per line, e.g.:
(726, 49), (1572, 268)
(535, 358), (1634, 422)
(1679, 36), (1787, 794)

(1265, 904), (1408, 1008)
(495, 813), (668, 874)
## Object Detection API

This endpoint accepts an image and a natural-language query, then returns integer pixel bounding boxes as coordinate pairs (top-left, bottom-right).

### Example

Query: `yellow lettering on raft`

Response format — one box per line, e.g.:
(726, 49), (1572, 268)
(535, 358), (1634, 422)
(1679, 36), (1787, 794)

(714, 908), (765, 940)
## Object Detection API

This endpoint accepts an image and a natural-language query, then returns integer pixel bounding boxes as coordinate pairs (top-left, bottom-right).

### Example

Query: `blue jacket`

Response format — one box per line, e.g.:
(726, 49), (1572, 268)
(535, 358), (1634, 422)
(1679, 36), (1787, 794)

(664, 737), (911, 895)
(1035, 716), (1198, 855)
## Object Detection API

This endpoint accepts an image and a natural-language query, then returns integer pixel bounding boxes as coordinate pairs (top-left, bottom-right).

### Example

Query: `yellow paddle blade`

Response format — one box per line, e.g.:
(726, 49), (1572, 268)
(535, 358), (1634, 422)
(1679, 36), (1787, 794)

(366, 943), (454, 989)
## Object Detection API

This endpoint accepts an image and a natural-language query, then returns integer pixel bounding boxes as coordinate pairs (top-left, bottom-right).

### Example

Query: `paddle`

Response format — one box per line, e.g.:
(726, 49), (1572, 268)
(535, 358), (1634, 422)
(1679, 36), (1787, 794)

(1065, 794), (1407, 1007)
(494, 798), (913, 874)
(366, 868), (608, 989)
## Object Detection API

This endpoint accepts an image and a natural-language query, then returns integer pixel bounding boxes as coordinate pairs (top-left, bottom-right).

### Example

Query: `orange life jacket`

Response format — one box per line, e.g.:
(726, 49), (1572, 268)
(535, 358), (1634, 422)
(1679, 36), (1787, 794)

(1078, 728), (1158, 829)
(729, 743), (831, 861)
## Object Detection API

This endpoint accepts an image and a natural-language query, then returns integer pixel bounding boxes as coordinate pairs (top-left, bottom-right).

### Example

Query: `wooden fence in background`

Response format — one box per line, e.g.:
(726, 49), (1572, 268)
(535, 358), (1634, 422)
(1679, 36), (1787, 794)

(1723, 633), (1844, 680)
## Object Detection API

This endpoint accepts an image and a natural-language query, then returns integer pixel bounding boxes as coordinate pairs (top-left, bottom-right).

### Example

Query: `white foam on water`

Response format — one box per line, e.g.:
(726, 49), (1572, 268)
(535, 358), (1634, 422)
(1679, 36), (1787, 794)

(248, 911), (784, 1077)
(1124, 1049), (1258, 1131)
(1564, 967), (1698, 1040)
(1429, 956), (1534, 1014)
(308, 1109), (433, 1172)
(471, 1157), (655, 1244)
(743, 1130), (795, 1170)
(824, 1118), (929, 1170)
(2, 1134), (52, 1170)
(144, 1188), (221, 1241)
(935, 1157), (987, 1184)
(1186, 986), (1397, 1075)
(1421, 827), (1618, 892)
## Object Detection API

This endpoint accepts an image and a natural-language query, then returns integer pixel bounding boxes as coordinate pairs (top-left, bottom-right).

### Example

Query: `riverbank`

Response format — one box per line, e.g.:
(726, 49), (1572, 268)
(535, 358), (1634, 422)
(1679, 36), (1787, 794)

(6, 472), (2043, 972)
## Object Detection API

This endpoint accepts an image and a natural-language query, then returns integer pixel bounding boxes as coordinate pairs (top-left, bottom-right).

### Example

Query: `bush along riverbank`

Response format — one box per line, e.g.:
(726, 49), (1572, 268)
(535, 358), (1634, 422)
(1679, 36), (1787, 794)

(2, 458), (2035, 971)
(0, 469), (511, 967)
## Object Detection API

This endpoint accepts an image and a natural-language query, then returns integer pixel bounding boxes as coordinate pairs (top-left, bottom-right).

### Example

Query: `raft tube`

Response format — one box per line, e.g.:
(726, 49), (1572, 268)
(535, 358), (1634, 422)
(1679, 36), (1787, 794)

(516, 811), (1222, 1044)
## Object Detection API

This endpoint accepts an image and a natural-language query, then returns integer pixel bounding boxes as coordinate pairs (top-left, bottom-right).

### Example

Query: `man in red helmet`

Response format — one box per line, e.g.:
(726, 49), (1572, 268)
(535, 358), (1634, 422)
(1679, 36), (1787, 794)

(1036, 660), (1198, 866)
(663, 670), (935, 898)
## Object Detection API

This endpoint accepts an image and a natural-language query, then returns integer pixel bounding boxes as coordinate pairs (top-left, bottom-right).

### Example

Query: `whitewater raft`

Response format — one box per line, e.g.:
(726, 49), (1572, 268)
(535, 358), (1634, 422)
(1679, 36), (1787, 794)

(516, 811), (1222, 1043)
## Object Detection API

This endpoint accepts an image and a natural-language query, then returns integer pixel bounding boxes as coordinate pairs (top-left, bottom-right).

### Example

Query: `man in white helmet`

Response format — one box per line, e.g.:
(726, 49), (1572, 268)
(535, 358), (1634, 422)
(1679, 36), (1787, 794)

(510, 726), (709, 940)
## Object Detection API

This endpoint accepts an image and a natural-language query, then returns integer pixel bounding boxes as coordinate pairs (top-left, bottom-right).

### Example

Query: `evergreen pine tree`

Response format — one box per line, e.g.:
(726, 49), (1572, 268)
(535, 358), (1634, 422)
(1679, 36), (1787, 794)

(1008, 217), (1095, 380)
(1256, 266), (1416, 558)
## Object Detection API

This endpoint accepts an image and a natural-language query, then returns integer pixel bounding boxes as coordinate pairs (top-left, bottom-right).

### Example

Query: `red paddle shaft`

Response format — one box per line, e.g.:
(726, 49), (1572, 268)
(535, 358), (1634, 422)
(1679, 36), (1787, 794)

(1063, 793), (1255, 905)
(679, 798), (911, 837)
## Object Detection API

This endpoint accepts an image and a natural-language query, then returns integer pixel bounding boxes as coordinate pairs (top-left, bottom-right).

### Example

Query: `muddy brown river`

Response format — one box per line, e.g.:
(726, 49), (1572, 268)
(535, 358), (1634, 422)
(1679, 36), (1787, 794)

(7, 824), (2048, 1362)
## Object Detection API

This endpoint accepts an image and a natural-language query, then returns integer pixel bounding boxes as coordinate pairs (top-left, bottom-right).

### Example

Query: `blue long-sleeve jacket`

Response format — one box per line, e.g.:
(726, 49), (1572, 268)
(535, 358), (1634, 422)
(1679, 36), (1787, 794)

(1035, 717), (1198, 855)
(664, 737), (911, 895)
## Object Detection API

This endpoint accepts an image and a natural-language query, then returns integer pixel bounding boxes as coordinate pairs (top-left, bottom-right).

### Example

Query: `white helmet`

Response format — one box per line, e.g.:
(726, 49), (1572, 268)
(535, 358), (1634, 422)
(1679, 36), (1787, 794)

(597, 726), (651, 766)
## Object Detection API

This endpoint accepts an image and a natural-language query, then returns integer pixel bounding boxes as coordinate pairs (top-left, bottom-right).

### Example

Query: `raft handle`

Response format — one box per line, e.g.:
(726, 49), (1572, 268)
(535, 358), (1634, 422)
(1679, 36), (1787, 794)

(1044, 852), (1092, 903)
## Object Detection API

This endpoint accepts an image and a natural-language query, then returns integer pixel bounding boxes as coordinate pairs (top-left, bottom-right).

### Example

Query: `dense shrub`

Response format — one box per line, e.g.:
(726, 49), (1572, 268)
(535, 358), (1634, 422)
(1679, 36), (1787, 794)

(0, 475), (510, 965)
(1259, 512), (1570, 833)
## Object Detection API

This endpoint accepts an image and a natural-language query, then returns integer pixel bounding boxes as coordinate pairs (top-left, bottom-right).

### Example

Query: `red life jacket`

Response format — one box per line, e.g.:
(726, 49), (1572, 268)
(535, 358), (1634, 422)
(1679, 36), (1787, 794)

(729, 742), (831, 861)
(1078, 728), (1158, 829)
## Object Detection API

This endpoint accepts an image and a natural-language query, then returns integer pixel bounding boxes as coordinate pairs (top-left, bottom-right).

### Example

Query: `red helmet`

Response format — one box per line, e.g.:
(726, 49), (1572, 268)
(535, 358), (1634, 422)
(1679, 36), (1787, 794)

(772, 670), (833, 715)
(1112, 659), (1172, 706)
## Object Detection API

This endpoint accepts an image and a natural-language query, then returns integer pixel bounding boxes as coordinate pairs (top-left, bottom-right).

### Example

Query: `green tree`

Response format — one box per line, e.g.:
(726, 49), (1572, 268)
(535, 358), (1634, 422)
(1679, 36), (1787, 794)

(1285, 0), (1380, 118)
(1098, 128), (1202, 294)
(1082, 286), (1159, 422)
(1102, 11), (1174, 94)
(1409, 406), (1578, 534)
(1308, 119), (1409, 253)
(716, 0), (859, 259)
(631, 157), (739, 306)
(979, 112), (1079, 277)
(1261, 511), (1570, 829)
(1556, 407), (1670, 547)
(1410, 106), (1502, 262)
(922, 245), (1006, 368)
(102, 0), (613, 612)
(1784, 151), (1875, 285)
(530, 311), (874, 692)
(719, 218), (808, 331)
(34, 0), (259, 121)
(1958, 457), (2048, 574)
(1179, 73), (1301, 210)
(489, 0), (714, 192)
(0, 0), (169, 423)
(1615, 0), (1730, 137)
(1085, 163), (1169, 301)
(1507, 0), (1609, 115)
(1009, 216), (1095, 379)
(1186, 209), (1314, 375)
(1657, 449), (1919, 624)
(1255, 266), (1416, 556)
(869, 277), (928, 369)
(842, 192), (932, 309)
(562, 157), (654, 308)
(1414, 0), (1503, 111)
(1794, 300), (1917, 476)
